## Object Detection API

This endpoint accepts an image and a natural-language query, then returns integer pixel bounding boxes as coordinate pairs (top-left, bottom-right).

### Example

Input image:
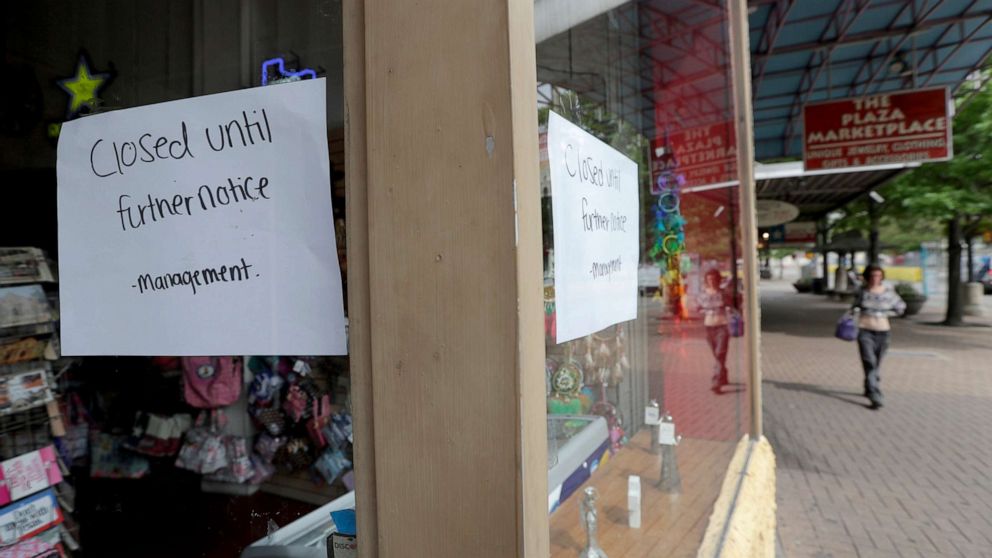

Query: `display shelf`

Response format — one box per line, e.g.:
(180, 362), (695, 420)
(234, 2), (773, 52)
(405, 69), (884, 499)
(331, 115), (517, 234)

(241, 490), (355, 558)
(0, 405), (52, 460)
(547, 414), (610, 513)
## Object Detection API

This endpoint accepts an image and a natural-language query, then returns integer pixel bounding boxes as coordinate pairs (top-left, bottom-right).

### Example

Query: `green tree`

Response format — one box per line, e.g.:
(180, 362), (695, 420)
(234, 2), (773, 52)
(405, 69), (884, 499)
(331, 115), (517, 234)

(876, 77), (992, 325)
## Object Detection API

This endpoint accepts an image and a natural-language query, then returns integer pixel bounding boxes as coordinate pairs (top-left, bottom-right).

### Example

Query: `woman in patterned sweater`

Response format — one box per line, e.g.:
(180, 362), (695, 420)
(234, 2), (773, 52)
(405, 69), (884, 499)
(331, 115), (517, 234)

(851, 264), (906, 409)
(699, 269), (731, 392)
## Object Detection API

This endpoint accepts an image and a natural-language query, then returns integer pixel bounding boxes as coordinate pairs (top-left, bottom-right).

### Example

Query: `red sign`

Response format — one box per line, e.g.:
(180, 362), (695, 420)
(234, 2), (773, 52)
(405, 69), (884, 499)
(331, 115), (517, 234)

(803, 88), (952, 171)
(651, 120), (737, 193)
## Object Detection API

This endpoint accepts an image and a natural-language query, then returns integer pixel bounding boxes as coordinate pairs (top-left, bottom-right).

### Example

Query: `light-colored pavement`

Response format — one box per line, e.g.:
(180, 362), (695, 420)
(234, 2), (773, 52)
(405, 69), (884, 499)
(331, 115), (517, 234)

(760, 280), (992, 558)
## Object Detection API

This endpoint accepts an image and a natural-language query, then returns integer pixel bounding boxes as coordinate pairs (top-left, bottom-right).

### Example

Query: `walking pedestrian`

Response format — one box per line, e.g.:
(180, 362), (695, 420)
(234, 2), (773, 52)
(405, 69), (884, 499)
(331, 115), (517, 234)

(846, 266), (862, 291)
(851, 265), (906, 409)
(699, 269), (730, 392)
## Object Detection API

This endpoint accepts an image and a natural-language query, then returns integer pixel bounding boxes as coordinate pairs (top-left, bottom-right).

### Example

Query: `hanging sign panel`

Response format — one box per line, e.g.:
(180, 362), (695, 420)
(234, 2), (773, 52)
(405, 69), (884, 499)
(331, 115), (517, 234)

(57, 78), (346, 356)
(755, 200), (800, 227)
(547, 112), (639, 343)
(803, 87), (952, 171)
(768, 221), (817, 244)
(650, 120), (737, 193)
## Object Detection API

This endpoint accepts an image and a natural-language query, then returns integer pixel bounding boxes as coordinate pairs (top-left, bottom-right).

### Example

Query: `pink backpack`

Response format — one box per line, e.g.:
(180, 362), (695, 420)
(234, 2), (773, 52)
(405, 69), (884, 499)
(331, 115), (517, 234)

(182, 357), (242, 408)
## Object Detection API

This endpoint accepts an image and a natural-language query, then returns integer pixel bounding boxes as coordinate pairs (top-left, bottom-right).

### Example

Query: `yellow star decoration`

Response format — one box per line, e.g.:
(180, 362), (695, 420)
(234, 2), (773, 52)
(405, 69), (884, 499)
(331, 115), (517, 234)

(57, 57), (109, 118)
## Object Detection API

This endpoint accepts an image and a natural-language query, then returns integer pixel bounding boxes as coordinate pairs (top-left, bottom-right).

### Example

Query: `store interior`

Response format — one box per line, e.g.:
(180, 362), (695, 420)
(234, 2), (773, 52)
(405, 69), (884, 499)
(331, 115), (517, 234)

(2, 2), (351, 556)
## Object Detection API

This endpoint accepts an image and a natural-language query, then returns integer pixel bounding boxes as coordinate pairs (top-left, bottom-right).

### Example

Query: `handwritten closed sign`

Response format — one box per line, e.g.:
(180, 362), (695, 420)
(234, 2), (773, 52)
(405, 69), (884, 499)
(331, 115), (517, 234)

(547, 112), (639, 343)
(57, 79), (346, 355)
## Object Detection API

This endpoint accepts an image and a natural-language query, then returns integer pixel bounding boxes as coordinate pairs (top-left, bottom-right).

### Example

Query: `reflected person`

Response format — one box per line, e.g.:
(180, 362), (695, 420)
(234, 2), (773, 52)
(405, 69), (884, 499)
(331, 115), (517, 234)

(699, 269), (730, 392)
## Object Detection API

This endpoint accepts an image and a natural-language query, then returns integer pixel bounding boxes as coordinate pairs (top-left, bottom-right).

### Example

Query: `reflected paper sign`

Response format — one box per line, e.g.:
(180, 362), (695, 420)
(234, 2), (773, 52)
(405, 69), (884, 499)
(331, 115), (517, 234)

(57, 79), (346, 355)
(547, 112), (639, 343)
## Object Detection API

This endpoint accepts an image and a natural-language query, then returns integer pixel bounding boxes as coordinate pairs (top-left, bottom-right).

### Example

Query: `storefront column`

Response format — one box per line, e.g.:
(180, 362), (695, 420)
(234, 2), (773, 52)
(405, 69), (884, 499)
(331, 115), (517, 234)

(343, 0), (378, 555)
(344, 0), (548, 556)
(728, 0), (763, 438)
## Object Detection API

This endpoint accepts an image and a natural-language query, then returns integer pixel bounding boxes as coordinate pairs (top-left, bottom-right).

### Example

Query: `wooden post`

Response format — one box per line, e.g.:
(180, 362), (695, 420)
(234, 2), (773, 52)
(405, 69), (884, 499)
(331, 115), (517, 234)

(345, 0), (548, 555)
(868, 199), (880, 265)
(728, 0), (763, 439)
(945, 214), (964, 326)
(343, 0), (378, 555)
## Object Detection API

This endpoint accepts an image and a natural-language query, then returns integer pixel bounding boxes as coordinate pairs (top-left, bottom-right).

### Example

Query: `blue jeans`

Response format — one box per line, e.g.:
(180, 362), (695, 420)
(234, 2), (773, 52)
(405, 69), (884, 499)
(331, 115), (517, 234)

(857, 329), (890, 400)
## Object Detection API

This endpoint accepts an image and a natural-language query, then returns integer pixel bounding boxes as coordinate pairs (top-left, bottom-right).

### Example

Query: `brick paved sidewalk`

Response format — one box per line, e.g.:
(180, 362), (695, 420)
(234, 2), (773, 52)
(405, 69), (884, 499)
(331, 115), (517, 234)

(761, 280), (992, 558)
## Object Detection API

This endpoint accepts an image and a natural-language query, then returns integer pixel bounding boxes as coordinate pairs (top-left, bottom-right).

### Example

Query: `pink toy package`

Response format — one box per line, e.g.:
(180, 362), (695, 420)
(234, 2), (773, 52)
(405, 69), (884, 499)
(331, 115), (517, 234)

(0, 446), (63, 506)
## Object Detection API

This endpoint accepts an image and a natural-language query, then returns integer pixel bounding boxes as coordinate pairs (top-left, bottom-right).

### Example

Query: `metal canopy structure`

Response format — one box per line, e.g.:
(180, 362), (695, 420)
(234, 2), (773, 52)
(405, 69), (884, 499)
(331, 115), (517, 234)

(532, 1), (992, 219)
(749, 0), (992, 220)
(755, 162), (908, 219)
(750, 0), (992, 161)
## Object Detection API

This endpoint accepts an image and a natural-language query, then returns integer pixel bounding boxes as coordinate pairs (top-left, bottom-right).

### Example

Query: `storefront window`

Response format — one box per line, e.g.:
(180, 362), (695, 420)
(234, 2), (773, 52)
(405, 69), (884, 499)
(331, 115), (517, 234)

(2, 2), (353, 556)
(537, 1), (751, 554)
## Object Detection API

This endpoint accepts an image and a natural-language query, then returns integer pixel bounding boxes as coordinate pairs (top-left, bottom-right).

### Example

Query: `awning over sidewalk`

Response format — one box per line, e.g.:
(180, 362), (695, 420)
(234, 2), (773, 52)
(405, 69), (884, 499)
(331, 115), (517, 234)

(750, 0), (992, 161)
(536, 1), (992, 221)
(750, 0), (992, 219)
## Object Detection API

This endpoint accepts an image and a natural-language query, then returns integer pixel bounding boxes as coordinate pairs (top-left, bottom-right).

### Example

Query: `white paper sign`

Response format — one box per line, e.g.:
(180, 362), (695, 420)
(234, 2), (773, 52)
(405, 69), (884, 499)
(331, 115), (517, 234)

(547, 112), (639, 343)
(658, 422), (676, 445)
(57, 79), (346, 355)
(644, 406), (660, 426)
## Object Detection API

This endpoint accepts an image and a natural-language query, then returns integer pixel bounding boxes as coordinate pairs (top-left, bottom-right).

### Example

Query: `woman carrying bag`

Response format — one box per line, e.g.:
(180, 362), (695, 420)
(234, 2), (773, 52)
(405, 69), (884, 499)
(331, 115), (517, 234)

(851, 265), (906, 409)
(699, 269), (732, 392)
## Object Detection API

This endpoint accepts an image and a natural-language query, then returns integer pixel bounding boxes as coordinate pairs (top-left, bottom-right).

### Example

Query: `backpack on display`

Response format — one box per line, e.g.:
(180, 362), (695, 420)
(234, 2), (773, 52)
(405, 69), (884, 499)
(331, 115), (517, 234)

(182, 357), (242, 408)
(204, 435), (255, 484)
(175, 411), (229, 475)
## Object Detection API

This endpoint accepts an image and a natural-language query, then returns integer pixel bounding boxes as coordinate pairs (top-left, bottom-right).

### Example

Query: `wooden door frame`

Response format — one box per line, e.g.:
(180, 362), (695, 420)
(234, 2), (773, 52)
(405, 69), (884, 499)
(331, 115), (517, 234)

(343, 0), (548, 555)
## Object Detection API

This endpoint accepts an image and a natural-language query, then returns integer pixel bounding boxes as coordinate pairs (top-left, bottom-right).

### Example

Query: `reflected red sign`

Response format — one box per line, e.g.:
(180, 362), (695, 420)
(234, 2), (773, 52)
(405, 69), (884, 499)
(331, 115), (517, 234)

(803, 88), (952, 171)
(650, 120), (737, 193)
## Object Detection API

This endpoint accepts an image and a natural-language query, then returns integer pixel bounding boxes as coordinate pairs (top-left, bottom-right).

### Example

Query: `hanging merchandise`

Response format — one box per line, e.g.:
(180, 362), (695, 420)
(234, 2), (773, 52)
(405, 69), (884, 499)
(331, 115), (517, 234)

(0, 446), (63, 506)
(323, 411), (352, 450)
(313, 447), (351, 485)
(253, 433), (286, 463)
(548, 361), (584, 415)
(0, 286), (53, 330)
(89, 433), (150, 480)
(581, 325), (630, 388)
(306, 395), (333, 448)
(0, 337), (48, 366)
(649, 158), (689, 320)
(149, 357), (181, 372)
(181, 357), (243, 409)
(204, 435), (255, 484)
(275, 438), (313, 472)
(248, 369), (284, 406)
(283, 375), (321, 423)
(57, 394), (91, 465)
(253, 407), (286, 437)
(545, 358), (558, 398)
(0, 249), (77, 556)
(248, 365), (287, 436)
(0, 489), (63, 547)
(0, 366), (56, 416)
(248, 454), (275, 485)
(543, 285), (557, 340)
(283, 384), (309, 423)
(0, 526), (64, 558)
(174, 411), (229, 475)
(123, 412), (192, 457)
(568, 325), (629, 451)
